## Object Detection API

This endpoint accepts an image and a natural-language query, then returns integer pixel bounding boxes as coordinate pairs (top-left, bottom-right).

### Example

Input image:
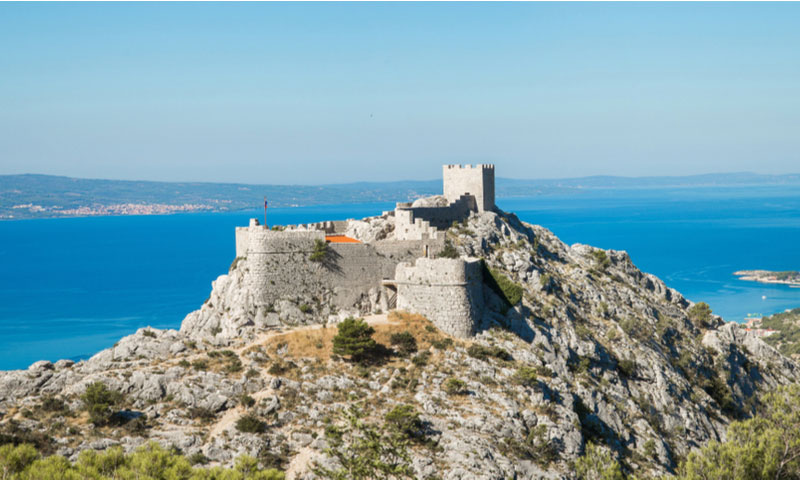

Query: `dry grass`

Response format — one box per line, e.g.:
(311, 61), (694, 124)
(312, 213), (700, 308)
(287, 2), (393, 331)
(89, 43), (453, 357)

(259, 311), (458, 363)
(263, 325), (338, 361)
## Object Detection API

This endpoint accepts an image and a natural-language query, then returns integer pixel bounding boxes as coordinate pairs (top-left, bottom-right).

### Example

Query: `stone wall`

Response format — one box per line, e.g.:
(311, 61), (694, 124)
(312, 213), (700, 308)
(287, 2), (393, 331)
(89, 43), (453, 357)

(235, 222), (425, 317)
(443, 164), (495, 212)
(395, 257), (484, 337)
(282, 220), (348, 234)
(373, 238), (445, 261)
(393, 195), (475, 241)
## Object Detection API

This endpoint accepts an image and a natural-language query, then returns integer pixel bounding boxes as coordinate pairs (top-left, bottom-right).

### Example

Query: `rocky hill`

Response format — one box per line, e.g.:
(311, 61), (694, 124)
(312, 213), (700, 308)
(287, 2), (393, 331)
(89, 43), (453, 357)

(1, 205), (798, 479)
(760, 308), (800, 358)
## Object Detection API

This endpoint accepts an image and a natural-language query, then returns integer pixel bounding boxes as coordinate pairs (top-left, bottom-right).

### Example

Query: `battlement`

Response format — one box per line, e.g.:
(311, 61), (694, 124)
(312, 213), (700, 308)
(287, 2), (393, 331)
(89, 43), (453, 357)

(443, 163), (495, 171)
(442, 164), (495, 212)
(235, 222), (325, 257)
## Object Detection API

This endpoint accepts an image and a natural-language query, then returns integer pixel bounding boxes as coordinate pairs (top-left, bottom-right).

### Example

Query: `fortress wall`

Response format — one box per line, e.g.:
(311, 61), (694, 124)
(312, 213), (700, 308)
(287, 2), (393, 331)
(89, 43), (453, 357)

(443, 164), (495, 212)
(245, 252), (326, 307)
(395, 258), (484, 337)
(239, 231), (409, 313)
(236, 227), (328, 307)
(394, 196), (475, 241)
(247, 230), (325, 253)
(373, 238), (445, 260)
(403, 195), (475, 229)
(323, 243), (399, 309)
(235, 227), (250, 258)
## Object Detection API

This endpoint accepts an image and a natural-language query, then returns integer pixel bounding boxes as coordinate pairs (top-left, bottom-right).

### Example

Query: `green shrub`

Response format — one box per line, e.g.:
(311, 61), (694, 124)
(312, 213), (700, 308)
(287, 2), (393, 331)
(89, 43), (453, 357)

(0, 443), (38, 476)
(267, 361), (295, 376)
(643, 439), (657, 459)
(187, 451), (209, 465)
(236, 414), (266, 434)
(606, 328), (619, 342)
(575, 323), (593, 340)
(431, 338), (453, 350)
(142, 329), (156, 338)
(678, 384), (800, 479)
(384, 404), (425, 441)
(309, 239), (328, 262)
(332, 317), (378, 362)
(299, 304), (312, 314)
(81, 382), (123, 427)
(513, 367), (539, 387)
(467, 343), (513, 362)
(224, 356), (243, 374)
(574, 442), (625, 480)
(0, 442), (284, 479)
(508, 424), (559, 466)
(411, 351), (430, 367)
(570, 356), (592, 375)
(313, 404), (413, 480)
(240, 395), (256, 408)
(187, 407), (216, 422)
(483, 264), (523, 307)
(590, 249), (611, 271)
(444, 378), (467, 395)
(192, 359), (208, 371)
(689, 302), (713, 329)
(390, 331), (418, 356)
(39, 396), (67, 414)
(617, 359), (636, 378)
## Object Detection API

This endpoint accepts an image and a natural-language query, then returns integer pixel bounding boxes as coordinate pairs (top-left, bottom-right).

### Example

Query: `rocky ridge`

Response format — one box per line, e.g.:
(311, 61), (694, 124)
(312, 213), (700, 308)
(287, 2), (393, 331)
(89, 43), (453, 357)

(1, 205), (798, 479)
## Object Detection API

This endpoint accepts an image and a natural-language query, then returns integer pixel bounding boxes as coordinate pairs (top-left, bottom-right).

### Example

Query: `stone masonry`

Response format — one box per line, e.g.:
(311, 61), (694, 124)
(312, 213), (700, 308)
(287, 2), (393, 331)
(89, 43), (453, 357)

(443, 163), (495, 212)
(394, 257), (484, 338)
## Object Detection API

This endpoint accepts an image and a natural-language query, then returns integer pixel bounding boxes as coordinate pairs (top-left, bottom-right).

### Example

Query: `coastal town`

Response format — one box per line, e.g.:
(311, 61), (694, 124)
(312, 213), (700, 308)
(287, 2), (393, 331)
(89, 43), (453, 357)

(5, 202), (216, 219)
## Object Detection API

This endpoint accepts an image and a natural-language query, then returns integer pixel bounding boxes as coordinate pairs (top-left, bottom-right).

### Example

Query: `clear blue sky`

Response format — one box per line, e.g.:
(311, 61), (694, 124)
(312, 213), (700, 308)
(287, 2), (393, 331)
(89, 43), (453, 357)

(1, 2), (799, 184)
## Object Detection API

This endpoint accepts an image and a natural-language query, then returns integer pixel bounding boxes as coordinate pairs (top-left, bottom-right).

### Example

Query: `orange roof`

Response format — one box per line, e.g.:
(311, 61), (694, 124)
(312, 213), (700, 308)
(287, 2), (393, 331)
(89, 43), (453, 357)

(325, 235), (361, 244)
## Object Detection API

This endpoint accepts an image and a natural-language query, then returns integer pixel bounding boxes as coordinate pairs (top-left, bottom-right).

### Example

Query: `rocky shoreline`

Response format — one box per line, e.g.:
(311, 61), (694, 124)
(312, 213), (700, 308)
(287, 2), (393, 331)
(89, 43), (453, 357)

(734, 269), (800, 287)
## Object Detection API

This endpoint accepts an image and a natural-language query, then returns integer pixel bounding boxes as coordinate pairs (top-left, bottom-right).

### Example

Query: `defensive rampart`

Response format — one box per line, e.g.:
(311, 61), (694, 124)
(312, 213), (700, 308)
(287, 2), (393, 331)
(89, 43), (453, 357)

(394, 257), (484, 337)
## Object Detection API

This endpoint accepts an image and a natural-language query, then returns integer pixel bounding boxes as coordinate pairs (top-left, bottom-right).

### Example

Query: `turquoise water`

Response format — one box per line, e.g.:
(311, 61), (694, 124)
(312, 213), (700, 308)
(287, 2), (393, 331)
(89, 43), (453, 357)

(1, 186), (799, 370)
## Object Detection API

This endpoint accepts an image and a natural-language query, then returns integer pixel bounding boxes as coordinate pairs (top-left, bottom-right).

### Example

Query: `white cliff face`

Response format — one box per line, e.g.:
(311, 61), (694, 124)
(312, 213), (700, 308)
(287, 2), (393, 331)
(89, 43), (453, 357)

(179, 263), (258, 344)
(1, 208), (798, 479)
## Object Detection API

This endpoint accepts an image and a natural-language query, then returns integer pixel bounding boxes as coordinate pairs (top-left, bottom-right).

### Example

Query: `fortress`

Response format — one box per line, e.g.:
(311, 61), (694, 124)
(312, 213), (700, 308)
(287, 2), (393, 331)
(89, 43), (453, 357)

(233, 164), (496, 337)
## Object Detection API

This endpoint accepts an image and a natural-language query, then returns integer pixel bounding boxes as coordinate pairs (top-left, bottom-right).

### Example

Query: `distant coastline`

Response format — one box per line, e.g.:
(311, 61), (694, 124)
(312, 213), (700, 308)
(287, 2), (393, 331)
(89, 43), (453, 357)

(3, 171), (800, 220)
(735, 269), (800, 287)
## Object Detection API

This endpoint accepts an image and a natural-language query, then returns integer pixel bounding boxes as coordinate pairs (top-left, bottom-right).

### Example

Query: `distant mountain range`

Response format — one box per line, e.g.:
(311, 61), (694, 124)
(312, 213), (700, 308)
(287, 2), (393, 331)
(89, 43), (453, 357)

(1, 172), (799, 220)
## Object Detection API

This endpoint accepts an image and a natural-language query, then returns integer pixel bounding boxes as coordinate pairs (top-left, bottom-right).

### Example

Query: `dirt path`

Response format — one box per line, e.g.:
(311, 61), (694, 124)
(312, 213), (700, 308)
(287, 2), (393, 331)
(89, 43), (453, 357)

(286, 447), (315, 480)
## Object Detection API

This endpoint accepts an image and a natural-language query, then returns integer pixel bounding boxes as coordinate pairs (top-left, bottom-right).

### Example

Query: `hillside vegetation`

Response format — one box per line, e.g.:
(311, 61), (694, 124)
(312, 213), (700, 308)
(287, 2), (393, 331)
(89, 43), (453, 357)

(761, 308), (800, 357)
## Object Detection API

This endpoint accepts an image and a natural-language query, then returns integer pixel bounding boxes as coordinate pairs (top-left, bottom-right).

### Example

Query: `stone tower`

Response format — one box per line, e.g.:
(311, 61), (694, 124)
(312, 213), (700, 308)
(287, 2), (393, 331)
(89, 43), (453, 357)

(442, 164), (495, 212)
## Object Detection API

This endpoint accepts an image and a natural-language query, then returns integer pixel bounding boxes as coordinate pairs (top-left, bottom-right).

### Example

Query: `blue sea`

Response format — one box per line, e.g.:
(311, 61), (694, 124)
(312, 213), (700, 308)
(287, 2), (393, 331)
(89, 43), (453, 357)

(1, 186), (799, 370)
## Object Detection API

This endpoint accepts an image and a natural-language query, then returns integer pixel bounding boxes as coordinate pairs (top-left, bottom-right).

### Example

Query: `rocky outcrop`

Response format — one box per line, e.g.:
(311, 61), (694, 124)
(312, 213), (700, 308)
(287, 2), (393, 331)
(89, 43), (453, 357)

(1, 205), (798, 479)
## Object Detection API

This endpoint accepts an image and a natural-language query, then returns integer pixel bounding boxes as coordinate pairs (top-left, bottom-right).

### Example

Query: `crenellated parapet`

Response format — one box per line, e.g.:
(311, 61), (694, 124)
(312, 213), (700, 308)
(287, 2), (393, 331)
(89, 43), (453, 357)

(235, 220), (325, 258)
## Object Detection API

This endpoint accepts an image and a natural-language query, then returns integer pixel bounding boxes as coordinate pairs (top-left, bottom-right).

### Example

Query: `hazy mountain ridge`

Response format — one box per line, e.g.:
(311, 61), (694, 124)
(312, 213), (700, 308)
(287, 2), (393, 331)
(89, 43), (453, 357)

(3, 172), (800, 220)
